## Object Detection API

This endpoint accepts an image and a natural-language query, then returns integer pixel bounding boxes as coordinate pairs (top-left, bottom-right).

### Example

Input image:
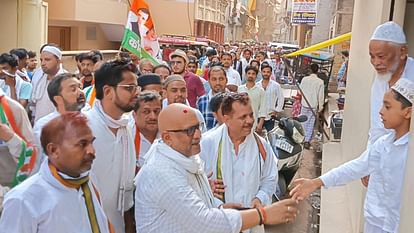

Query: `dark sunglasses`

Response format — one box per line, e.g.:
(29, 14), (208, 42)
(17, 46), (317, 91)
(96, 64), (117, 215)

(166, 123), (202, 136)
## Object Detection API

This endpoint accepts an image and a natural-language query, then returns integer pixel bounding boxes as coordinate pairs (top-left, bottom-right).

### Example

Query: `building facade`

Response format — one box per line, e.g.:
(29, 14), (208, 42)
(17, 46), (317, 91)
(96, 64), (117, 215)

(321, 1), (414, 232)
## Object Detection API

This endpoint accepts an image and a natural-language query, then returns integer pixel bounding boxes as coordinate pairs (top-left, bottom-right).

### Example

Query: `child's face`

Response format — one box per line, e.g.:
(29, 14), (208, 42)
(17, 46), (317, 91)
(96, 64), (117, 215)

(380, 91), (412, 129)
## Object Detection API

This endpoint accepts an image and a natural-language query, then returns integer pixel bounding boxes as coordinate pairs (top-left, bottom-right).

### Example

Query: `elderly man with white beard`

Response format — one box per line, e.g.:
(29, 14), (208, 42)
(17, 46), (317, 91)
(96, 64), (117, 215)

(358, 22), (414, 188)
(368, 21), (414, 145)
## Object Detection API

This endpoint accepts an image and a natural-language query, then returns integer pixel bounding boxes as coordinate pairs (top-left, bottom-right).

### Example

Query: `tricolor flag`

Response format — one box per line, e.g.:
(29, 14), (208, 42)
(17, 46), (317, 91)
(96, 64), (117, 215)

(121, 0), (160, 65)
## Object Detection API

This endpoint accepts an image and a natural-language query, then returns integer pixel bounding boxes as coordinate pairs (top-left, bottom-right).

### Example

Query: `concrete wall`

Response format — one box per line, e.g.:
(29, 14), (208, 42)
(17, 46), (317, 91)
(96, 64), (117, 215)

(48, 20), (120, 50)
(399, 3), (414, 232)
(404, 2), (414, 56)
(311, 0), (336, 44)
(0, 0), (48, 53)
(0, 0), (18, 52)
(146, 0), (195, 37)
(46, 0), (127, 25)
(320, 0), (395, 232)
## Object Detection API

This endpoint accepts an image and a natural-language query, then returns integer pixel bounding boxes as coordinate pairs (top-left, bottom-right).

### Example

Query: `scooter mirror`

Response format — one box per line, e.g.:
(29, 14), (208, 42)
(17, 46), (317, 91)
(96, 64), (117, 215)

(297, 115), (308, 122)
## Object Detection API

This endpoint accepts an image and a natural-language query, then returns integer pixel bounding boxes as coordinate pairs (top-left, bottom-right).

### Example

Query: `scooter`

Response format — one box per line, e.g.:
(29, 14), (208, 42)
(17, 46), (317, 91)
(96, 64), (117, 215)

(266, 115), (307, 200)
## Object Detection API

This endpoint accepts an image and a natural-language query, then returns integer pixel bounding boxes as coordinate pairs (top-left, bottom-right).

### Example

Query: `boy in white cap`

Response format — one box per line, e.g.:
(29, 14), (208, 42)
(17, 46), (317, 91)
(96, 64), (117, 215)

(289, 78), (413, 233)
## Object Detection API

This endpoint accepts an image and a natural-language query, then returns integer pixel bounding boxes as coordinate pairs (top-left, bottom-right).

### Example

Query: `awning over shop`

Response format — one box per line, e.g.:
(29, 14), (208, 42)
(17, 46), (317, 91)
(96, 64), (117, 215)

(285, 32), (352, 57)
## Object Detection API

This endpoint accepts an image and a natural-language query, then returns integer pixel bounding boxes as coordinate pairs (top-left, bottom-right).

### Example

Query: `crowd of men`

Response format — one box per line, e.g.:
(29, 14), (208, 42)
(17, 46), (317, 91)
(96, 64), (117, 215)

(0, 20), (412, 233)
(0, 35), (298, 233)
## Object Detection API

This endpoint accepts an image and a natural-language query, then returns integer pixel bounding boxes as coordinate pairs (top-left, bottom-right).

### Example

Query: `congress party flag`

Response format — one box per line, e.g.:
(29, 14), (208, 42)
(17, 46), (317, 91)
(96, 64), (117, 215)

(121, 0), (160, 65)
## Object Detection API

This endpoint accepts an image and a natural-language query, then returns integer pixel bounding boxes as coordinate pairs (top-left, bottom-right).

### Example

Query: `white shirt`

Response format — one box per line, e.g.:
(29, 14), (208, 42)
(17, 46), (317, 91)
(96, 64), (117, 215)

(86, 108), (136, 233)
(238, 84), (267, 119)
(240, 58), (252, 83)
(135, 142), (242, 233)
(200, 125), (278, 233)
(0, 160), (111, 233)
(31, 68), (66, 122)
(320, 132), (410, 233)
(299, 74), (324, 110)
(257, 79), (285, 120)
(129, 122), (159, 168)
(368, 57), (414, 145)
(225, 67), (242, 86)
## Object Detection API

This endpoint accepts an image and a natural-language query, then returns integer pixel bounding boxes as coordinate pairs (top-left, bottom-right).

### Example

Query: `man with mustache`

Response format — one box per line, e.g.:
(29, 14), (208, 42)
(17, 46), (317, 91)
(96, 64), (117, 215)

(86, 59), (139, 233)
(31, 45), (66, 122)
(33, 73), (86, 164)
(200, 93), (278, 233)
(130, 91), (161, 171)
(197, 66), (228, 130)
(79, 52), (98, 89)
(0, 112), (114, 233)
(135, 103), (298, 232)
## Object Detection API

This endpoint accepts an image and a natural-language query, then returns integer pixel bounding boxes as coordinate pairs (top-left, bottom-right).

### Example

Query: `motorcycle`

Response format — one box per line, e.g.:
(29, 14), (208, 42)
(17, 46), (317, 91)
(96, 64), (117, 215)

(266, 115), (307, 200)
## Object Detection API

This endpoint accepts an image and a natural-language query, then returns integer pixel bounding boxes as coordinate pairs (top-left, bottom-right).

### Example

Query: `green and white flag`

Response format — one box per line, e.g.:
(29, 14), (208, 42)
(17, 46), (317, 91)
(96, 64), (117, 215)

(121, 0), (161, 65)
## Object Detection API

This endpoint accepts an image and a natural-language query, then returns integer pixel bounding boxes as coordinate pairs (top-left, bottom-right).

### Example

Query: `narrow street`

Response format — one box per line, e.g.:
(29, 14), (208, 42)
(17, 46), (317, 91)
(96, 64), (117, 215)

(265, 144), (322, 233)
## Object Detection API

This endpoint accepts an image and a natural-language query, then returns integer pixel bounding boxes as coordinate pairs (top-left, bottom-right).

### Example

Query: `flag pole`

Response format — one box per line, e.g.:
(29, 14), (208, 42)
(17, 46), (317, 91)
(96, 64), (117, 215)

(117, 0), (133, 57)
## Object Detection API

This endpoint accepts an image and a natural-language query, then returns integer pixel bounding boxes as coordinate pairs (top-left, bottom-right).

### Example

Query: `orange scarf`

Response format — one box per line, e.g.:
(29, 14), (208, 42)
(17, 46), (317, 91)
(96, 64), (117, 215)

(49, 163), (115, 233)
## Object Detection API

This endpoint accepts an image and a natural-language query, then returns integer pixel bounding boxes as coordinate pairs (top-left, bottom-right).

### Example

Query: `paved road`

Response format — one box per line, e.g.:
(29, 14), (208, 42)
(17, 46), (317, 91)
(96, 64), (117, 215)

(265, 149), (321, 233)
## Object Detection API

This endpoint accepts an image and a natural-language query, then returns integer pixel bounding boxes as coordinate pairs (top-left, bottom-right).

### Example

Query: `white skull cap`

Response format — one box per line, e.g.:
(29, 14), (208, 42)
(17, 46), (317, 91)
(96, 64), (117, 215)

(42, 45), (62, 60)
(370, 21), (407, 45)
(391, 78), (414, 104)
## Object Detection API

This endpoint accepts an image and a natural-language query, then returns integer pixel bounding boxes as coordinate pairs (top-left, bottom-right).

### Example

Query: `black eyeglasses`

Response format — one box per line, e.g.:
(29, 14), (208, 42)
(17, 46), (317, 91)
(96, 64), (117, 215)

(166, 123), (202, 136)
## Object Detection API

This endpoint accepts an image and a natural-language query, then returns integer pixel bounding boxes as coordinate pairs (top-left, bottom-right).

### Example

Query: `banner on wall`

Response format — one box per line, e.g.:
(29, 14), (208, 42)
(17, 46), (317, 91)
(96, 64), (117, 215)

(291, 0), (317, 24)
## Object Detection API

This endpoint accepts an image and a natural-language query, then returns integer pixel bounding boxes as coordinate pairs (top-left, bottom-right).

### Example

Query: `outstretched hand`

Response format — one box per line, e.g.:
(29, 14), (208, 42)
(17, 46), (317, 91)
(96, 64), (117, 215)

(265, 198), (299, 225)
(289, 178), (323, 201)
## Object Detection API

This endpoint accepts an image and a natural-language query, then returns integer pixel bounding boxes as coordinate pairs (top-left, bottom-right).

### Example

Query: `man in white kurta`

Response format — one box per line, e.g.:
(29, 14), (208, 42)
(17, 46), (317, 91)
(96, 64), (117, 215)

(32, 74), (86, 169)
(200, 93), (277, 233)
(86, 60), (138, 233)
(0, 113), (112, 233)
(257, 64), (285, 132)
(130, 91), (161, 168)
(135, 103), (242, 233)
(238, 66), (267, 132)
(30, 46), (66, 122)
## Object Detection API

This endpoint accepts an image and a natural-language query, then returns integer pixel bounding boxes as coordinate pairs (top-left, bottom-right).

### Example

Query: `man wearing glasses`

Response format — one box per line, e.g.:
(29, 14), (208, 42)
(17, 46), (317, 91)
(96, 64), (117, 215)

(135, 103), (298, 233)
(200, 93), (278, 233)
(85, 59), (140, 233)
(169, 49), (205, 108)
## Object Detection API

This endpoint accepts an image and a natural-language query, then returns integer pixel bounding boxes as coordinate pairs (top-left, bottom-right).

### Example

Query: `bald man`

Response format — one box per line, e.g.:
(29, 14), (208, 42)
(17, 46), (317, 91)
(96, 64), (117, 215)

(134, 103), (299, 233)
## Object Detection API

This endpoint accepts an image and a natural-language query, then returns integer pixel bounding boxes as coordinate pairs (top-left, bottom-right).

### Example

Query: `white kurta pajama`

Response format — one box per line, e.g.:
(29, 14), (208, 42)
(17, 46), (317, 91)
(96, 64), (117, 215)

(320, 132), (410, 233)
(31, 68), (66, 122)
(135, 142), (242, 233)
(0, 160), (111, 233)
(200, 124), (278, 233)
(86, 101), (136, 233)
(368, 56), (414, 145)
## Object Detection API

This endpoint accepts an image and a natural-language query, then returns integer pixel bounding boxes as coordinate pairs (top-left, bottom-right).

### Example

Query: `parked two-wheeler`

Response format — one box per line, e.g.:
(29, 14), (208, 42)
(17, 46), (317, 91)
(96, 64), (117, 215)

(266, 115), (307, 200)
